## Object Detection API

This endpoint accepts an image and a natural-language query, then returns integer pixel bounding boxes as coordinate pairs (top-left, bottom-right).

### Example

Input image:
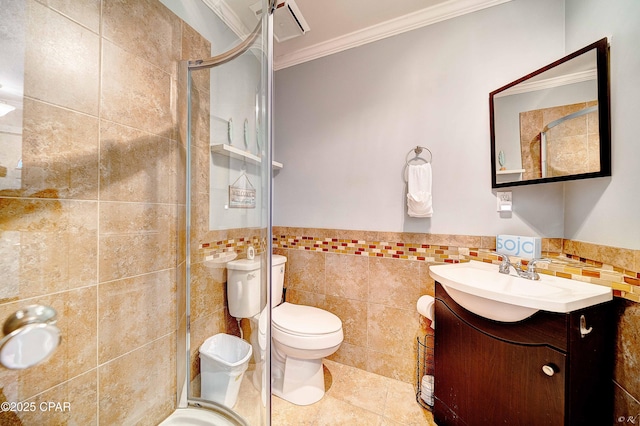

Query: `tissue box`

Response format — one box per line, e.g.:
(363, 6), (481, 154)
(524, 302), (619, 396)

(496, 235), (541, 259)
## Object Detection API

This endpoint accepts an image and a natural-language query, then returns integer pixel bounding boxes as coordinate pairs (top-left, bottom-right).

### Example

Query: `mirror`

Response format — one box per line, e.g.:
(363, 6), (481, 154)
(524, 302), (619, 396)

(490, 38), (611, 188)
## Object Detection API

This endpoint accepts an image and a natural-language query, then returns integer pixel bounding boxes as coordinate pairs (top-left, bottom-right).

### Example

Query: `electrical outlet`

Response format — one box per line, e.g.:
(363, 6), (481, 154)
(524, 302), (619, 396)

(497, 191), (512, 212)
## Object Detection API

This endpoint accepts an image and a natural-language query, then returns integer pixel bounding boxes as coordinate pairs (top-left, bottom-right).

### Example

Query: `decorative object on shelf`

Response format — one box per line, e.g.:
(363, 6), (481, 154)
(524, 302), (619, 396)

(229, 171), (256, 209)
(256, 117), (262, 153)
(498, 150), (506, 171)
(244, 118), (249, 149)
(227, 118), (233, 144)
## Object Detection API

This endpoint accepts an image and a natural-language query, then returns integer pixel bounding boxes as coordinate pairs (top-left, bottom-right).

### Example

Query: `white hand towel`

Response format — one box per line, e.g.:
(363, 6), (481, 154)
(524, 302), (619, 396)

(407, 163), (433, 217)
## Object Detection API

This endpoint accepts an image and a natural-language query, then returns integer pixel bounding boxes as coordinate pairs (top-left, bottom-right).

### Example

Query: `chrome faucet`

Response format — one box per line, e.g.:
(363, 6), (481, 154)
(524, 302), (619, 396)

(496, 253), (549, 280)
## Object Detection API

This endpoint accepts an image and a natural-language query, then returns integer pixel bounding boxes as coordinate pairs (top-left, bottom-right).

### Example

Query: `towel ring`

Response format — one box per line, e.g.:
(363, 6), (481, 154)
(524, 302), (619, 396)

(405, 146), (432, 166)
(403, 146), (432, 182)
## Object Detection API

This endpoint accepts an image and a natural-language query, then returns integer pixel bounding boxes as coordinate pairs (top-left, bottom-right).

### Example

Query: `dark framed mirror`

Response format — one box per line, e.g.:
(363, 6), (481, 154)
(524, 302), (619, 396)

(490, 38), (611, 188)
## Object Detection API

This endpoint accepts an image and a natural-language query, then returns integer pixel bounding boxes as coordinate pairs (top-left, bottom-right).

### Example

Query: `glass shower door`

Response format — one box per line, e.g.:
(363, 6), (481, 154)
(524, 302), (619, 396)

(181, 2), (273, 425)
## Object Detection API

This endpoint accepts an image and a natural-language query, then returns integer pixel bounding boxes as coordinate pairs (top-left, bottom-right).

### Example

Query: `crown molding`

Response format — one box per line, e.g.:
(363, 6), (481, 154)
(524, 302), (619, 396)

(494, 69), (598, 98)
(201, 0), (251, 39)
(274, 0), (512, 70)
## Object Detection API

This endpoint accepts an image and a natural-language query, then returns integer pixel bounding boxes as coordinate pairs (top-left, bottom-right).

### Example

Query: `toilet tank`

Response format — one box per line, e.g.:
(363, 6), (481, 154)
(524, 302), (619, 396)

(226, 258), (262, 319)
(271, 255), (287, 307)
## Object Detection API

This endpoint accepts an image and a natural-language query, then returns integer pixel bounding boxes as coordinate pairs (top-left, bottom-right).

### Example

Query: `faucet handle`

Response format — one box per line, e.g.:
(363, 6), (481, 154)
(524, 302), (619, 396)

(526, 258), (551, 280)
(528, 257), (550, 268)
(496, 252), (511, 274)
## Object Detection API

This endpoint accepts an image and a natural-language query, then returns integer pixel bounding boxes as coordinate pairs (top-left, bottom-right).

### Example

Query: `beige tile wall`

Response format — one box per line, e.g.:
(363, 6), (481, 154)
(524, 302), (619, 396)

(272, 228), (436, 383)
(0, 1), (206, 424)
(273, 226), (640, 420)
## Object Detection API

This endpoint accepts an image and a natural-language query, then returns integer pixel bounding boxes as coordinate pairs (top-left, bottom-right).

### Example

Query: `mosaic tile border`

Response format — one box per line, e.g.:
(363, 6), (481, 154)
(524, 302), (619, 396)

(272, 229), (640, 303)
(193, 228), (639, 303)
(273, 235), (464, 262)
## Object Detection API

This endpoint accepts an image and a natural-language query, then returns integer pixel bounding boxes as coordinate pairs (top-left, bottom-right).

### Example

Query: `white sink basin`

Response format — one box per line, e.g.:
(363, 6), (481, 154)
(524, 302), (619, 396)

(429, 260), (612, 322)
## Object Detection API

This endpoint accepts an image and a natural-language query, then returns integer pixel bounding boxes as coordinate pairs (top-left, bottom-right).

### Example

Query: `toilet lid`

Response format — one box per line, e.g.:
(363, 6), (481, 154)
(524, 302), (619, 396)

(272, 303), (342, 336)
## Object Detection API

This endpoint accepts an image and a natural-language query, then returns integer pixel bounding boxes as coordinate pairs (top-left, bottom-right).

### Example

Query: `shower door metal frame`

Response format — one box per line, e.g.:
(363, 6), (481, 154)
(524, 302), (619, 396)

(179, 1), (275, 424)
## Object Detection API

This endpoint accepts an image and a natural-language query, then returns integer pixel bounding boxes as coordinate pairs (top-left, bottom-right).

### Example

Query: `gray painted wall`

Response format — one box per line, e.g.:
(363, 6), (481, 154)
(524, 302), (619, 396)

(274, 0), (566, 237)
(564, 0), (640, 249)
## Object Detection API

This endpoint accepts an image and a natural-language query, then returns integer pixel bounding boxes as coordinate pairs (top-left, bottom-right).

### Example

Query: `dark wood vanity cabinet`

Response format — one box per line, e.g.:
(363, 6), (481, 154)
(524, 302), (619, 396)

(434, 282), (614, 426)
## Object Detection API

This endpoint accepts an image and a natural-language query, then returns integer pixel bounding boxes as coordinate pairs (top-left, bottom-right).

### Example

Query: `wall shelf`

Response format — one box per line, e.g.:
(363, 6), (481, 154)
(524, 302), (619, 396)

(496, 169), (525, 175)
(210, 144), (283, 169)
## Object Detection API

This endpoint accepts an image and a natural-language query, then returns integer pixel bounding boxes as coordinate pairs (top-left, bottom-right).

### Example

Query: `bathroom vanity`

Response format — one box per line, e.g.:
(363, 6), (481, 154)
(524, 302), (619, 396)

(433, 282), (614, 425)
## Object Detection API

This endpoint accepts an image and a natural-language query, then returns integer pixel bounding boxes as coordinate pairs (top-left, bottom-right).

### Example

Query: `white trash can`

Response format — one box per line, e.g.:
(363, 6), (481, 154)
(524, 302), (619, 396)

(199, 333), (253, 407)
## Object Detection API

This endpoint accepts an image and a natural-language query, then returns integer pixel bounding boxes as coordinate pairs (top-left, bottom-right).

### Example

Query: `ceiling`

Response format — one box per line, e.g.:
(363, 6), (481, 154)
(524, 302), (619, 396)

(273, 0), (449, 61)
(205, 0), (511, 70)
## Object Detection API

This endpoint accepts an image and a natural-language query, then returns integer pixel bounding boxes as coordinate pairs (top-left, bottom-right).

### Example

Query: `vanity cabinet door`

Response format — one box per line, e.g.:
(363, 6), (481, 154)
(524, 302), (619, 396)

(435, 298), (566, 426)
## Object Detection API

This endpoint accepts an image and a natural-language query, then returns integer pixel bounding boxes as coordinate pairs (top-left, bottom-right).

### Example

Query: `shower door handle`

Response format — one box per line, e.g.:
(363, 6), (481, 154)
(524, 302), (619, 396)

(0, 305), (61, 370)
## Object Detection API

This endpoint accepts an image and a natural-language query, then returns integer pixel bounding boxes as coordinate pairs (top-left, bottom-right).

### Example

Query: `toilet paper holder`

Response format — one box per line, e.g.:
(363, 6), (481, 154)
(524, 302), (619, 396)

(417, 295), (435, 329)
(0, 304), (61, 370)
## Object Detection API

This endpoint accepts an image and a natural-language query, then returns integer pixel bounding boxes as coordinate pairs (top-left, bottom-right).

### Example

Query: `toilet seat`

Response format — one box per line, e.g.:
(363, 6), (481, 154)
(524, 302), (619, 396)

(273, 303), (342, 336)
(271, 303), (343, 352)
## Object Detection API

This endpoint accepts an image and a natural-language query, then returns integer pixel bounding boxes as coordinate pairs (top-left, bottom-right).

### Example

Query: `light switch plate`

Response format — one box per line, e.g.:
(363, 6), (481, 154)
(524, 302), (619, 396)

(497, 191), (512, 212)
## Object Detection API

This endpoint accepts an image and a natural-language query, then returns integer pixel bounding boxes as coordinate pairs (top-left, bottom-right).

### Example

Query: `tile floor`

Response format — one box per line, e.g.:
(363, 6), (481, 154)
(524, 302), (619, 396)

(234, 359), (436, 425)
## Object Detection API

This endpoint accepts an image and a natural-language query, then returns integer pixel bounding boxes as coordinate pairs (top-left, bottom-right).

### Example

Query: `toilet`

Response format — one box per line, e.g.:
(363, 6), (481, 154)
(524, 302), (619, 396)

(226, 254), (343, 406)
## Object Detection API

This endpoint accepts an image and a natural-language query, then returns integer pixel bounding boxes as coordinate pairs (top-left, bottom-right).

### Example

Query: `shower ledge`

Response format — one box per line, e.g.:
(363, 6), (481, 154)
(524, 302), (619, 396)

(211, 143), (283, 169)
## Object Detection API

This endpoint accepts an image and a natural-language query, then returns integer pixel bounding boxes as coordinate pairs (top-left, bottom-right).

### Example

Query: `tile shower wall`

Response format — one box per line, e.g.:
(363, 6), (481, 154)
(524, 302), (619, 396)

(520, 101), (600, 180)
(273, 226), (640, 420)
(0, 1), (207, 424)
